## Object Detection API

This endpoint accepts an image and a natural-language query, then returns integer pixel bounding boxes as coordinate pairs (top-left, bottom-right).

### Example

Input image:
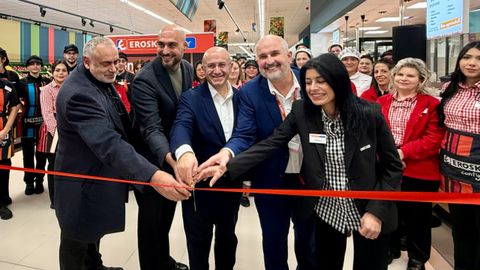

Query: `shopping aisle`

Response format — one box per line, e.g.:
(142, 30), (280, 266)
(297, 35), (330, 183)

(0, 152), (452, 270)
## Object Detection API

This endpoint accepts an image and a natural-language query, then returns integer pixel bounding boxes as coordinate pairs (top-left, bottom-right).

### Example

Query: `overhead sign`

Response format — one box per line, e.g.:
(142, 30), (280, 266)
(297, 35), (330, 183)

(107, 33), (215, 55)
(427, 0), (468, 39)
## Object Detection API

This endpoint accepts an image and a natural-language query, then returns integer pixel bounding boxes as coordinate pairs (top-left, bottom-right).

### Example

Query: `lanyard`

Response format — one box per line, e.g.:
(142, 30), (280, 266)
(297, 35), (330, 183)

(274, 88), (299, 120)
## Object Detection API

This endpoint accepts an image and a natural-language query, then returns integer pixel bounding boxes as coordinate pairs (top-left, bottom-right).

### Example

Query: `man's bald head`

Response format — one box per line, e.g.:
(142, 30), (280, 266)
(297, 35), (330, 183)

(157, 24), (187, 71)
(202, 47), (231, 91)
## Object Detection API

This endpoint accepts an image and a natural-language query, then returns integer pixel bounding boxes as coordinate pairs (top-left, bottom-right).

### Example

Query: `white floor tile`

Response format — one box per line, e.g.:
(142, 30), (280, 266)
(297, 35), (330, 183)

(0, 152), (453, 270)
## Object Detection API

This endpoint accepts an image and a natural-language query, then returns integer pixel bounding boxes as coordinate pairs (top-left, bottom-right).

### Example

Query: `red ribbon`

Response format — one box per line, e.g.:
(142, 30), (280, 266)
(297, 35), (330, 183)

(1, 165), (479, 205)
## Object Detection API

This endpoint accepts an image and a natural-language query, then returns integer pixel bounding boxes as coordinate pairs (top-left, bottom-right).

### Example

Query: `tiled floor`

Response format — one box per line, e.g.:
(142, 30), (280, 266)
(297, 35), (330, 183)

(0, 152), (453, 270)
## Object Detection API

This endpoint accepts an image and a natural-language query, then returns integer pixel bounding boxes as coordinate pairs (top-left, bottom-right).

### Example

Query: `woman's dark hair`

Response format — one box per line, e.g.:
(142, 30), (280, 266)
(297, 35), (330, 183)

(300, 53), (369, 135)
(370, 58), (394, 97)
(360, 54), (374, 63)
(51, 59), (69, 74)
(193, 60), (205, 83)
(0, 47), (10, 67)
(437, 41), (480, 126)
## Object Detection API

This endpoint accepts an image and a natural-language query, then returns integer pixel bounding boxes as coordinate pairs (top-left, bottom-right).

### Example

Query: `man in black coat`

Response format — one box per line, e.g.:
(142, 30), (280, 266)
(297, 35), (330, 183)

(131, 25), (193, 270)
(54, 36), (190, 270)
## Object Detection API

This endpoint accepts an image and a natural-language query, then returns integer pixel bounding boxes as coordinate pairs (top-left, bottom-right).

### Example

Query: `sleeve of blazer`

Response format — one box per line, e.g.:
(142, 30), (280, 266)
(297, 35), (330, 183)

(365, 105), (402, 223)
(228, 107), (299, 180)
(170, 92), (195, 158)
(66, 91), (158, 183)
(131, 76), (170, 168)
(400, 99), (445, 160)
(225, 88), (259, 155)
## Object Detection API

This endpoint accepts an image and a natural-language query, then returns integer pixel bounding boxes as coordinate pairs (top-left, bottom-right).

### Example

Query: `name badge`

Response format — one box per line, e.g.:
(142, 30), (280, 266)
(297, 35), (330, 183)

(475, 101), (480, 109)
(360, 144), (371, 152)
(309, 133), (326, 144)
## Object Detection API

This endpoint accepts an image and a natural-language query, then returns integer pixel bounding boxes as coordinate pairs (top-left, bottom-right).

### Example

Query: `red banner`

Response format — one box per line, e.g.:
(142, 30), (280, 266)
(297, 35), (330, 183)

(107, 33), (215, 55)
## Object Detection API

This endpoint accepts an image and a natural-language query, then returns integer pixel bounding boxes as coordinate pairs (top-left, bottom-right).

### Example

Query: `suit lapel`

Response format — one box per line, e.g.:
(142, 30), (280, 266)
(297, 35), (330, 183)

(200, 84), (226, 144)
(403, 94), (425, 143)
(344, 129), (359, 171)
(306, 110), (326, 165)
(152, 57), (178, 105)
(260, 78), (282, 125)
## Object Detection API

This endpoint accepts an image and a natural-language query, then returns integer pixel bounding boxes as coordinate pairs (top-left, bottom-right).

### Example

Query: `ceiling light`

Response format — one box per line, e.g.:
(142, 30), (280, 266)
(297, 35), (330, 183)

(229, 42), (256, 46)
(407, 2), (427, 9)
(61, 27), (67, 31)
(365, 30), (388, 34)
(258, 0), (265, 37)
(376, 16), (411, 22)
(358, 27), (381, 31)
(81, 18), (86, 26)
(89, 20), (94, 27)
(110, 25), (114, 33)
(39, 7), (46, 17)
(217, 0), (225, 10)
(120, 0), (191, 33)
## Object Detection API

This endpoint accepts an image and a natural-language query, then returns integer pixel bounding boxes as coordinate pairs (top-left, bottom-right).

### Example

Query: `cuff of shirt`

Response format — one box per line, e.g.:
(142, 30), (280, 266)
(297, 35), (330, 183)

(222, 147), (235, 158)
(175, 144), (194, 160)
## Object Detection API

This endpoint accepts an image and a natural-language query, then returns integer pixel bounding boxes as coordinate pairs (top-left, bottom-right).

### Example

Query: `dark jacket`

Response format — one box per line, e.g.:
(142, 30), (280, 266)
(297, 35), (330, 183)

(131, 57), (194, 170)
(54, 64), (158, 242)
(227, 100), (403, 233)
(224, 69), (302, 190)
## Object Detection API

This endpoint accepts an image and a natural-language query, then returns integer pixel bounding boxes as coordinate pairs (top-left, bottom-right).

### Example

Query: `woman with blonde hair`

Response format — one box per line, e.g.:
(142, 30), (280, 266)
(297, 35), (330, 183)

(228, 60), (243, 89)
(377, 58), (445, 269)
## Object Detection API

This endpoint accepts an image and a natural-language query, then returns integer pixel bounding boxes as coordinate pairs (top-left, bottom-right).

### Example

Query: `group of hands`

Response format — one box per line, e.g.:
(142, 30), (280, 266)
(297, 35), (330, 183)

(149, 149), (232, 202)
(149, 148), (384, 240)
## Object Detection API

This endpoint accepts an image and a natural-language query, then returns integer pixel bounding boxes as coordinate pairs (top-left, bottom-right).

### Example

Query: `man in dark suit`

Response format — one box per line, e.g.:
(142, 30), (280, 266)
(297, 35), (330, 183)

(131, 25), (193, 270)
(170, 47), (241, 270)
(198, 35), (315, 270)
(54, 37), (190, 270)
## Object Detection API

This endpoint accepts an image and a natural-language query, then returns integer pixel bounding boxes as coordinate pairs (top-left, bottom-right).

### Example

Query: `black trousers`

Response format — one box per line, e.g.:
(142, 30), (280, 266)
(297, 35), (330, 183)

(449, 204), (480, 270)
(22, 137), (47, 184)
(315, 215), (390, 270)
(390, 176), (440, 263)
(59, 234), (104, 270)
(134, 187), (178, 270)
(0, 159), (12, 206)
(44, 153), (56, 204)
(182, 191), (241, 270)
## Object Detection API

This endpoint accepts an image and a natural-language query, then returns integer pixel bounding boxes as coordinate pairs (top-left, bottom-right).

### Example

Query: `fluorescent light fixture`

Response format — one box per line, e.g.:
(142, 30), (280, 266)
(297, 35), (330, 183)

(365, 30), (388, 34)
(358, 26), (381, 31)
(120, 0), (191, 33)
(407, 2), (427, 9)
(229, 42), (256, 46)
(376, 16), (412, 22)
(258, 0), (265, 37)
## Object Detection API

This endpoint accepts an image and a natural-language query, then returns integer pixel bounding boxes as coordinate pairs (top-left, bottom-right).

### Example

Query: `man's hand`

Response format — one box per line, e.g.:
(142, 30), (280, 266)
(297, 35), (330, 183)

(176, 152), (198, 186)
(0, 129), (8, 140)
(195, 165), (227, 187)
(150, 170), (191, 201)
(358, 212), (382, 240)
(196, 149), (232, 186)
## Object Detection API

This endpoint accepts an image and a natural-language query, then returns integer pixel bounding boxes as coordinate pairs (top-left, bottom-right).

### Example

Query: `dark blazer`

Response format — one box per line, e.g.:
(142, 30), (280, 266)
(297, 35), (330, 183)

(170, 82), (239, 166)
(131, 57), (194, 169)
(54, 64), (158, 242)
(224, 69), (301, 189)
(170, 82), (241, 205)
(378, 93), (445, 181)
(228, 100), (403, 233)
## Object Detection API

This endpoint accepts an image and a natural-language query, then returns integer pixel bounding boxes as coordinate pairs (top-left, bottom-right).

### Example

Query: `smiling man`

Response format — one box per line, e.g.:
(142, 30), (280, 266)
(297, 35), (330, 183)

(131, 24), (193, 270)
(197, 35), (316, 270)
(54, 36), (189, 270)
(170, 46), (242, 270)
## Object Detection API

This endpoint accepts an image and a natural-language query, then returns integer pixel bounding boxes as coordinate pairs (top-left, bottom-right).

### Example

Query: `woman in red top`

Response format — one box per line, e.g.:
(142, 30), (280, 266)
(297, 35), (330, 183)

(361, 58), (394, 102)
(377, 58), (445, 270)
(192, 60), (206, 88)
(228, 60), (243, 89)
(437, 41), (480, 270)
(38, 59), (69, 209)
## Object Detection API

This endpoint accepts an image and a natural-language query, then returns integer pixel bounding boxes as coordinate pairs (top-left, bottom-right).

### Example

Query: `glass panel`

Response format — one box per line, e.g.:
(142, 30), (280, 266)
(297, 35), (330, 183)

(448, 35), (463, 74)
(437, 38), (447, 77)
